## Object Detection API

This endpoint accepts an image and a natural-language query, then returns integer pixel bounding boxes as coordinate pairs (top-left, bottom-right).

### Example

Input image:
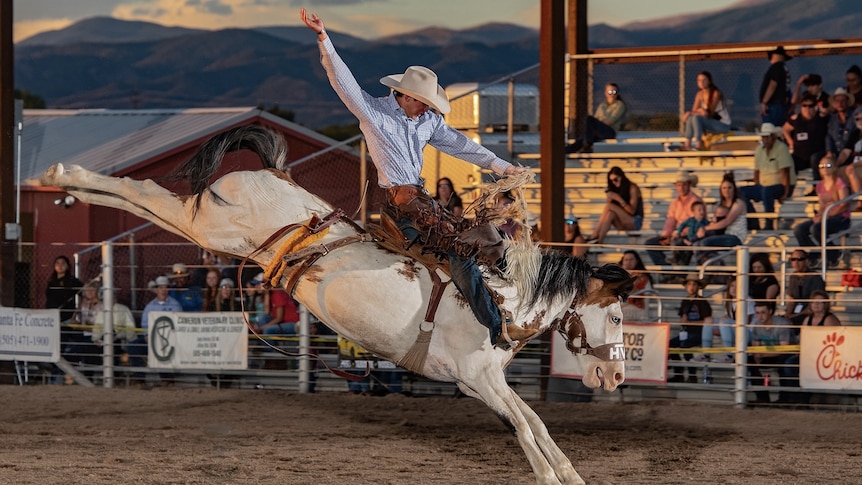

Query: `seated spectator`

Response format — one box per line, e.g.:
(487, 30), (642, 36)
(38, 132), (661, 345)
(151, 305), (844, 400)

(167, 262), (203, 312)
(566, 83), (627, 154)
(783, 290), (840, 405)
(682, 71), (731, 150)
(189, 250), (225, 288)
(127, 276), (184, 385)
(794, 156), (850, 267)
(694, 172), (748, 262)
(836, 107), (862, 211)
(740, 122), (795, 230)
(783, 93), (829, 178)
(790, 73), (829, 113)
(215, 278), (238, 312)
(826, 88), (855, 159)
(668, 200), (708, 265)
(618, 250), (653, 322)
(563, 217), (588, 258)
(696, 275), (752, 363)
(435, 177), (463, 218)
(668, 273), (711, 383)
(645, 171), (702, 268)
(587, 166), (643, 244)
(91, 300), (138, 365)
(747, 301), (793, 405)
(65, 280), (103, 367)
(784, 249), (826, 326)
(749, 253), (780, 305)
(845, 64), (862, 110)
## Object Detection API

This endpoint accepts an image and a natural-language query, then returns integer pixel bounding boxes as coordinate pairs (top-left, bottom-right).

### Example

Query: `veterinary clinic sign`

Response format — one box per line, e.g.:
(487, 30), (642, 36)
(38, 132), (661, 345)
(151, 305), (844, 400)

(0, 307), (61, 363)
(551, 323), (668, 383)
(800, 327), (862, 391)
(148, 312), (248, 370)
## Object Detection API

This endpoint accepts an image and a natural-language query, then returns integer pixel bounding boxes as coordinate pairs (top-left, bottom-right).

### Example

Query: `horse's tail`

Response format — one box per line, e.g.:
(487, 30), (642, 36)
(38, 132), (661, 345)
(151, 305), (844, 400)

(167, 125), (288, 208)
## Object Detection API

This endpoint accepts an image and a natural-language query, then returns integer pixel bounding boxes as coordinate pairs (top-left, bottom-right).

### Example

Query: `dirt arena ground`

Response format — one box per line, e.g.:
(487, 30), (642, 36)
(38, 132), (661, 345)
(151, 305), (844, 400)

(1, 386), (861, 485)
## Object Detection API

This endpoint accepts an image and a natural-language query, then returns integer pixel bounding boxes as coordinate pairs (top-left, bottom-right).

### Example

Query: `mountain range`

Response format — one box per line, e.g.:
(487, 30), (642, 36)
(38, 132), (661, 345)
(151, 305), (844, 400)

(13, 0), (862, 129)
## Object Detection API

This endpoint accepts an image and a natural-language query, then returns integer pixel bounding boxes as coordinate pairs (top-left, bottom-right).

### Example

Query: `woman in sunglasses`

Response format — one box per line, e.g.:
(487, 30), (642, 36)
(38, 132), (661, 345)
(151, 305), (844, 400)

(565, 83), (627, 154)
(794, 154), (851, 267)
(587, 166), (643, 244)
(682, 71), (731, 151)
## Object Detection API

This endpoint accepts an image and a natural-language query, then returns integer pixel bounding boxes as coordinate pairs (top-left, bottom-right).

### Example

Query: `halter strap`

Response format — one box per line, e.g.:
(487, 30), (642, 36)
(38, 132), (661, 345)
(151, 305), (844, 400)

(556, 298), (625, 362)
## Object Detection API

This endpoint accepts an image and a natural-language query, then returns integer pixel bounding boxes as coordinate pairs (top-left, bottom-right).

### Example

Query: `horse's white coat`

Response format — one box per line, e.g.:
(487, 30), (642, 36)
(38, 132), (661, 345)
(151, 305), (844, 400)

(42, 163), (625, 485)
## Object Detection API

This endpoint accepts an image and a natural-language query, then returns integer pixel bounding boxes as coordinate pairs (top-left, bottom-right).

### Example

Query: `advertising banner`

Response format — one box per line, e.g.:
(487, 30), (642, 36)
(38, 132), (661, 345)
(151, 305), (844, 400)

(147, 312), (248, 370)
(551, 322), (669, 383)
(800, 326), (862, 391)
(0, 307), (61, 363)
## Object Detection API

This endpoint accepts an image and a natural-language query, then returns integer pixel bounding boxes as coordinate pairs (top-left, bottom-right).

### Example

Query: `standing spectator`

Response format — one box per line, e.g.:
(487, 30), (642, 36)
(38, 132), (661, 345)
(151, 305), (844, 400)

(201, 268), (222, 312)
(748, 301), (793, 405)
(759, 45), (792, 125)
(587, 166), (643, 244)
(837, 107), (862, 211)
(45, 255), (83, 322)
(645, 171), (702, 267)
(845, 64), (862, 110)
(790, 73), (829, 113)
(782, 93), (829, 178)
(618, 250), (653, 322)
(825, 88), (855, 160)
(740, 122), (795, 230)
(127, 276), (183, 385)
(784, 250), (826, 326)
(748, 253), (780, 305)
(434, 177), (463, 218)
(563, 218), (588, 258)
(668, 274), (712, 383)
(694, 172), (748, 262)
(794, 156), (851, 268)
(566, 83), (627, 154)
(682, 71), (731, 151)
(167, 262), (203, 312)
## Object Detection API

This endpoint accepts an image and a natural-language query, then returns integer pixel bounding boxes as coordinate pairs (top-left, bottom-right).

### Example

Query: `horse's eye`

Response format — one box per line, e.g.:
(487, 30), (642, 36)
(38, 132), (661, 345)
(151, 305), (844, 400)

(611, 316), (622, 325)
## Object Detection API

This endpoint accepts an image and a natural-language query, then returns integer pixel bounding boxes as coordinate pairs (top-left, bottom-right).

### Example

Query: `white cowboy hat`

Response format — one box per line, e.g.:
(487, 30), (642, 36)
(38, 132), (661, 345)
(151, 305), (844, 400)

(829, 87), (856, 107)
(756, 122), (782, 137)
(168, 262), (189, 279)
(380, 66), (451, 114)
(148, 275), (170, 289)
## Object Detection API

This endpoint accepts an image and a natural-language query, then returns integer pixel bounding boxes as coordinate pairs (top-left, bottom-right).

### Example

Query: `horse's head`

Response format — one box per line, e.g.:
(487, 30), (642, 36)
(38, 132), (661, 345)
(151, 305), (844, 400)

(556, 263), (634, 391)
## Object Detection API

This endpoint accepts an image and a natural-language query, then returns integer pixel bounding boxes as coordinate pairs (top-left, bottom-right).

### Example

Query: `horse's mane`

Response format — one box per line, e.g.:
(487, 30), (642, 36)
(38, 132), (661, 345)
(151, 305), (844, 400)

(166, 125), (288, 212)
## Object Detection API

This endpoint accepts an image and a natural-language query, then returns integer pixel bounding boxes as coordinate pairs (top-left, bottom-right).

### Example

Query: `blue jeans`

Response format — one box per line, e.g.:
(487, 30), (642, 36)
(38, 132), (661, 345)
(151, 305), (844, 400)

(262, 322), (297, 351)
(683, 115), (730, 145)
(740, 183), (789, 230)
(693, 234), (742, 262)
(794, 216), (851, 263)
(669, 327), (702, 378)
(449, 251), (501, 340)
(700, 317), (739, 351)
(645, 235), (669, 265)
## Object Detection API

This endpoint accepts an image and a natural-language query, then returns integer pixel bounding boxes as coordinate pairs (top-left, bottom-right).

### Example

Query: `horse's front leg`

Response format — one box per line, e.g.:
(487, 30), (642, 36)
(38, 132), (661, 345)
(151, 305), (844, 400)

(511, 391), (584, 484)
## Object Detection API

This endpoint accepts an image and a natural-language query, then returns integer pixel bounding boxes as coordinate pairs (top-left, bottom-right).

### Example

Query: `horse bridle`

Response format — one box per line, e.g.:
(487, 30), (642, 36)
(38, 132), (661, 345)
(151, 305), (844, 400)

(555, 297), (626, 362)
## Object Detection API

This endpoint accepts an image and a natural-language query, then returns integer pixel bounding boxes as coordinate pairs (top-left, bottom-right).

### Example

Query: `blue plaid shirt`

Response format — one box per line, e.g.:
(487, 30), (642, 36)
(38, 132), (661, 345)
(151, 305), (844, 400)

(318, 37), (512, 187)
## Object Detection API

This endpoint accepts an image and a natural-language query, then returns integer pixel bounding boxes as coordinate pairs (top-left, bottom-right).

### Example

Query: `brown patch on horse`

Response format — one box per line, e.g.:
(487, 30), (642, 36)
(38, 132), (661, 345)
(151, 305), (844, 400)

(302, 265), (324, 284)
(265, 168), (296, 184)
(580, 279), (624, 308)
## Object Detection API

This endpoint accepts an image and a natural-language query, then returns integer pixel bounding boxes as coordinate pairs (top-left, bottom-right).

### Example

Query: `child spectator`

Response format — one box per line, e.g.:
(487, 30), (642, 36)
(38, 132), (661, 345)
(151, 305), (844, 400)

(669, 200), (708, 265)
(668, 273), (712, 383)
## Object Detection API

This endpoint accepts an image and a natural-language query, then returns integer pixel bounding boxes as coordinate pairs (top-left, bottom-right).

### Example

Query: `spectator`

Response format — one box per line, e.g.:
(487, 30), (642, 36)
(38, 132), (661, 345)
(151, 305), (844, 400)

(682, 71), (731, 150)
(790, 73), (829, 113)
(563, 218), (588, 258)
(645, 171), (702, 268)
(794, 156), (851, 267)
(825, 87), (855, 159)
(587, 166), (643, 244)
(740, 122), (795, 230)
(618, 250), (653, 322)
(45, 255), (83, 323)
(784, 249), (826, 326)
(694, 172), (748, 262)
(495, 190), (521, 239)
(91, 300), (138, 359)
(783, 93), (829, 179)
(668, 273), (711, 383)
(435, 177), (463, 218)
(201, 268), (222, 311)
(215, 278), (238, 312)
(189, 250), (224, 288)
(749, 253), (780, 305)
(783, 289), (840, 405)
(845, 64), (862, 110)
(167, 262), (203, 312)
(837, 107), (862, 211)
(697, 275), (752, 364)
(748, 301), (793, 405)
(759, 45), (792, 125)
(669, 200), (709, 265)
(127, 276), (184, 385)
(63, 280), (103, 371)
(566, 83), (627, 154)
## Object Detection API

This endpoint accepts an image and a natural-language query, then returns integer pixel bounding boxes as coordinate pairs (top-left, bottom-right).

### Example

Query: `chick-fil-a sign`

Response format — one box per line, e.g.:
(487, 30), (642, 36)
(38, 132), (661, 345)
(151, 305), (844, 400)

(800, 327), (862, 390)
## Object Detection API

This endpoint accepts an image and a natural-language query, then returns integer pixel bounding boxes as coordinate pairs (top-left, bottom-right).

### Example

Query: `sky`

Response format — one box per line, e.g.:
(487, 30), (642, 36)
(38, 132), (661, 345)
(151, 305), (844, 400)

(12, 0), (744, 43)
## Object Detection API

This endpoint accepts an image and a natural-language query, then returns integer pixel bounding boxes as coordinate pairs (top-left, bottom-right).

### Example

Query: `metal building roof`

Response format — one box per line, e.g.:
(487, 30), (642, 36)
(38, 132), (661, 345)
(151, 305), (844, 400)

(17, 107), (332, 185)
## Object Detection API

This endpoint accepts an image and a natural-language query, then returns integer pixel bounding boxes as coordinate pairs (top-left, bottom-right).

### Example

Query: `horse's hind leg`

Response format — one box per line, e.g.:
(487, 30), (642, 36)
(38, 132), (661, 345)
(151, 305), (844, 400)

(457, 378), (562, 485)
(510, 391), (584, 484)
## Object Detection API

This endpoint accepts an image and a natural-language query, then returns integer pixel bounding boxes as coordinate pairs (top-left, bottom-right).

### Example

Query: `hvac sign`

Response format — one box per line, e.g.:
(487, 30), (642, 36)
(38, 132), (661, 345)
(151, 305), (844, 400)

(800, 327), (862, 391)
(147, 312), (248, 370)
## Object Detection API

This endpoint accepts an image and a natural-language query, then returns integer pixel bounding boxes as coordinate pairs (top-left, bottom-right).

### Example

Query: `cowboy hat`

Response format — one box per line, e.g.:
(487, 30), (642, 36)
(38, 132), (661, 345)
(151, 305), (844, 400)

(674, 170), (698, 186)
(682, 273), (706, 289)
(148, 275), (170, 289)
(767, 46), (792, 60)
(829, 87), (856, 107)
(380, 66), (451, 114)
(756, 122), (782, 137)
(219, 278), (235, 288)
(168, 262), (189, 279)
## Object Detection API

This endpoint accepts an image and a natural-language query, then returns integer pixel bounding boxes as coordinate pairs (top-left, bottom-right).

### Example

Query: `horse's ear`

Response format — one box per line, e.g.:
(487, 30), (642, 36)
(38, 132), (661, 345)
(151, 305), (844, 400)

(609, 275), (637, 302)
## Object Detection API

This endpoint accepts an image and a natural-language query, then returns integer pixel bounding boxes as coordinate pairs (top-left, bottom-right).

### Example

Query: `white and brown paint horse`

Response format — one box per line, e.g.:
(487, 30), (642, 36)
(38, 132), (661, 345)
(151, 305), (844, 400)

(42, 126), (632, 485)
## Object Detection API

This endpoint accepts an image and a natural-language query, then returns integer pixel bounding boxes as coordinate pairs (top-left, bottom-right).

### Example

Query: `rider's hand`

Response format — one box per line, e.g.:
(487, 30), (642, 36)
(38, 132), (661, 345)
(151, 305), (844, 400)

(300, 8), (326, 34)
(504, 165), (527, 176)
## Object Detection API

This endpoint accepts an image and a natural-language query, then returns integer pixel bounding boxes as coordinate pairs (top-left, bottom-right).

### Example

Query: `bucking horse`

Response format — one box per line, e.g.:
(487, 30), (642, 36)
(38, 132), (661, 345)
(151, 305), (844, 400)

(41, 126), (633, 485)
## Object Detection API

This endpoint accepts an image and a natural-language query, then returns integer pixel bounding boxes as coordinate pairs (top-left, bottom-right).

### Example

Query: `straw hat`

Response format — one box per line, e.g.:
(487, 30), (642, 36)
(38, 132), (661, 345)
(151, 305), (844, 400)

(168, 262), (189, 279)
(829, 87), (855, 107)
(380, 66), (451, 114)
(682, 273), (706, 289)
(674, 170), (698, 186)
(756, 122), (782, 137)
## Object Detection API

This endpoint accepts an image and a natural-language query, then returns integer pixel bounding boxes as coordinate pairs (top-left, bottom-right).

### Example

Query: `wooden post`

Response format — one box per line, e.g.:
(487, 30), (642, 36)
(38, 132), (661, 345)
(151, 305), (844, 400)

(0, 2), (15, 307)
(539, 0), (566, 245)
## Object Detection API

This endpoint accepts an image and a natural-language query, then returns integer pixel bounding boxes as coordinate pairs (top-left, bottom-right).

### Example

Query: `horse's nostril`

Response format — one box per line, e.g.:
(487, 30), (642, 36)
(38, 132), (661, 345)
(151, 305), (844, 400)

(614, 372), (623, 382)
